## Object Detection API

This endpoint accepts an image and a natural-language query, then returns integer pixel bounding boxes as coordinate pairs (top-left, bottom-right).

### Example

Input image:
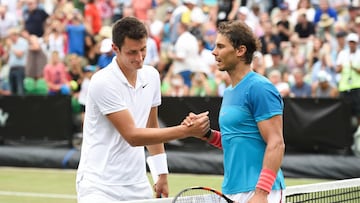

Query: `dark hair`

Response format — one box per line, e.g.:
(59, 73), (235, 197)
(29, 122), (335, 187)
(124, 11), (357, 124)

(217, 20), (260, 64)
(112, 17), (148, 49)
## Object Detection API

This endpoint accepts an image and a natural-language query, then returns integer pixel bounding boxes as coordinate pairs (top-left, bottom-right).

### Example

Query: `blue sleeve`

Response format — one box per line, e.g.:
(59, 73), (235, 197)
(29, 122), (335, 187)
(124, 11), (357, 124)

(248, 82), (283, 122)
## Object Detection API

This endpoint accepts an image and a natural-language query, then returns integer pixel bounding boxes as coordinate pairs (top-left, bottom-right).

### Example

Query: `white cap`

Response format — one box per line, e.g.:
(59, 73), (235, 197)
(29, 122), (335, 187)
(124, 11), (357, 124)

(317, 70), (331, 83)
(100, 38), (113, 53)
(183, 0), (197, 5)
(238, 6), (249, 15)
(346, 33), (359, 43)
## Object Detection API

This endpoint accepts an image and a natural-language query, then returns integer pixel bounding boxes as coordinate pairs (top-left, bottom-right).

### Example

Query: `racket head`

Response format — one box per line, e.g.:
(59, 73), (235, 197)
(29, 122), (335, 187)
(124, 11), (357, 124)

(172, 186), (233, 203)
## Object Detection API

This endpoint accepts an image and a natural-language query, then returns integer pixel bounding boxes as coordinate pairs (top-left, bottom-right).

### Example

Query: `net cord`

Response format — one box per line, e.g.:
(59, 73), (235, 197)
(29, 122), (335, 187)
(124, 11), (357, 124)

(285, 178), (360, 196)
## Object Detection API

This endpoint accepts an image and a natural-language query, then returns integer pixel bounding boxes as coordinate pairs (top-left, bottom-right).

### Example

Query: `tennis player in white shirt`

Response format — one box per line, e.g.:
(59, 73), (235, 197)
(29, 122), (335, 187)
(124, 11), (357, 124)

(76, 16), (210, 203)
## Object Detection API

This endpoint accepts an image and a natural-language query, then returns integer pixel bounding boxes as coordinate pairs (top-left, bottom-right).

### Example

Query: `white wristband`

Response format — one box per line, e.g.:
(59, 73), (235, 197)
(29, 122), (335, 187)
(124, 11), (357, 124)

(146, 153), (168, 183)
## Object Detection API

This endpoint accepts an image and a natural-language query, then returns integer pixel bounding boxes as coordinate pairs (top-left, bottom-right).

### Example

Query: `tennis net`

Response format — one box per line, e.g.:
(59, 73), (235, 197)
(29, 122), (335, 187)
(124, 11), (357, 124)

(285, 178), (360, 203)
(121, 178), (360, 203)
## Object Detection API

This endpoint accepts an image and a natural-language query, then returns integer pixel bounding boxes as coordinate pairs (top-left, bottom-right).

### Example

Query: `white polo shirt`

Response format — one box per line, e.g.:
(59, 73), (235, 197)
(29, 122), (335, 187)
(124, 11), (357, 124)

(76, 57), (161, 186)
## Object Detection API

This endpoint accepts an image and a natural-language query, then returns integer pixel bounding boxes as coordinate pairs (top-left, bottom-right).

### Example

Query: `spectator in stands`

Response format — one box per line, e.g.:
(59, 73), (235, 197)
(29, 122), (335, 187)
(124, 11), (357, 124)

(44, 19), (67, 60)
(97, 38), (115, 69)
(43, 51), (71, 96)
(283, 38), (306, 74)
(198, 38), (216, 77)
(289, 68), (312, 98)
(293, 11), (316, 44)
(314, 0), (338, 24)
(306, 36), (331, 72)
(216, 0), (240, 26)
(317, 13), (337, 50)
(65, 11), (89, 57)
(25, 34), (47, 81)
(0, 4), (18, 42)
(237, 6), (255, 32)
(1, 0), (19, 21)
(143, 23), (160, 68)
(310, 48), (337, 87)
(185, 20), (285, 202)
(122, 3), (135, 18)
(143, 35), (160, 68)
(161, 68), (190, 97)
(153, 0), (177, 23)
(131, 0), (153, 21)
(167, 21), (200, 87)
(156, 6), (173, 78)
(335, 31), (348, 56)
(145, 8), (163, 48)
(268, 69), (291, 98)
(97, 0), (115, 26)
(66, 53), (84, 95)
(84, 32), (100, 66)
(259, 21), (281, 55)
(7, 27), (29, 96)
(189, 71), (217, 97)
(311, 70), (338, 98)
(265, 48), (288, 83)
(347, 5), (360, 32)
(84, 0), (102, 35)
(335, 33), (360, 156)
(290, 0), (315, 25)
(254, 11), (270, 38)
(76, 17), (210, 202)
(178, 0), (206, 40)
(276, 3), (292, 46)
(23, 0), (49, 37)
(112, 0), (124, 23)
(203, 28), (217, 50)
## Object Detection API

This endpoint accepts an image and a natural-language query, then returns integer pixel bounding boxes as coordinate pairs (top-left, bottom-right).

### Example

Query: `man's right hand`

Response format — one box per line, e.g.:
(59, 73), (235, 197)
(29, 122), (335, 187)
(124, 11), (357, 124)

(181, 111), (210, 138)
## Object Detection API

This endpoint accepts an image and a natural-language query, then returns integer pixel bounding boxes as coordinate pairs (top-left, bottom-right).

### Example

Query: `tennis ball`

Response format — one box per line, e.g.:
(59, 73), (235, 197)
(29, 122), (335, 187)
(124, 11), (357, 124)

(70, 80), (78, 91)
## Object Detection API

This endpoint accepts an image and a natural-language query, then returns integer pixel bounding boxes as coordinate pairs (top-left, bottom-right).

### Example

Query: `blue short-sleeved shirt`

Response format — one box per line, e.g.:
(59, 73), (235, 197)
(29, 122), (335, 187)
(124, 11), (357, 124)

(220, 71), (286, 194)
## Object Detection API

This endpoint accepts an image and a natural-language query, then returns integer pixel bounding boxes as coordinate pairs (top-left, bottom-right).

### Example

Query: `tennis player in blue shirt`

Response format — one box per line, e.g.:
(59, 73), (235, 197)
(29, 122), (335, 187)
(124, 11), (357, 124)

(185, 20), (286, 203)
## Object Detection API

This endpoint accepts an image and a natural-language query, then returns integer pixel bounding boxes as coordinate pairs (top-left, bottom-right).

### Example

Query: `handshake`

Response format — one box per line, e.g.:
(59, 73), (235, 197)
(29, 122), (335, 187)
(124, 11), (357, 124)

(181, 111), (211, 139)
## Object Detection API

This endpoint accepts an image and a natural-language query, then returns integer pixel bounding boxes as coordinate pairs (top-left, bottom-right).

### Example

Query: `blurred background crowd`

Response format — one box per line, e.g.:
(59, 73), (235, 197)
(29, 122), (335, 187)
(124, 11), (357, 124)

(0, 0), (359, 103)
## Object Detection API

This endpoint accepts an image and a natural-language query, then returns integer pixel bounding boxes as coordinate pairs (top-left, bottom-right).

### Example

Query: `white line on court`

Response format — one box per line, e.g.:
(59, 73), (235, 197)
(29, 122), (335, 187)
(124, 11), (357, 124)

(0, 190), (76, 199)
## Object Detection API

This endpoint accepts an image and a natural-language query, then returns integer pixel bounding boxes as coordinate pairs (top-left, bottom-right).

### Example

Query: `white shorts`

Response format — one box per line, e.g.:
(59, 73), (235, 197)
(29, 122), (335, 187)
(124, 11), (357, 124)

(226, 190), (285, 203)
(76, 178), (153, 203)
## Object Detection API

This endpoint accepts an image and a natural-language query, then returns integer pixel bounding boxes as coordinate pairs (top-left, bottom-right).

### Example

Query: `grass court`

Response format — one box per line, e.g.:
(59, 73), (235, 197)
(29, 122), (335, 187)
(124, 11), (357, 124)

(0, 167), (331, 203)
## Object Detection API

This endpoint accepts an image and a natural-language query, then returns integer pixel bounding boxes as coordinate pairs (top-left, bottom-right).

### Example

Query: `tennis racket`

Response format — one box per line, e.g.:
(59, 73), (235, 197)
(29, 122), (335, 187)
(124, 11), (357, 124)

(172, 186), (234, 203)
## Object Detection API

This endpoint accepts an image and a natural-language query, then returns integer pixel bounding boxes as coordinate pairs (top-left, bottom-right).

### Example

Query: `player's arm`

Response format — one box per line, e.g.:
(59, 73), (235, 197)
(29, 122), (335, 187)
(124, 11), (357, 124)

(182, 112), (222, 149)
(106, 109), (209, 146)
(145, 106), (169, 198)
(258, 114), (285, 176)
(251, 115), (285, 202)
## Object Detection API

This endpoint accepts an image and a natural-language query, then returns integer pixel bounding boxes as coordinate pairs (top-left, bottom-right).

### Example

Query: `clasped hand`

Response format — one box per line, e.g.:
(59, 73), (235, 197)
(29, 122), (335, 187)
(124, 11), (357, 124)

(181, 112), (210, 138)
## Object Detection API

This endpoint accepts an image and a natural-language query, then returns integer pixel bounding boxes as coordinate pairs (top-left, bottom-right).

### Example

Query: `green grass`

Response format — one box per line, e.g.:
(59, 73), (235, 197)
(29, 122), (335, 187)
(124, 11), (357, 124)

(0, 167), (330, 203)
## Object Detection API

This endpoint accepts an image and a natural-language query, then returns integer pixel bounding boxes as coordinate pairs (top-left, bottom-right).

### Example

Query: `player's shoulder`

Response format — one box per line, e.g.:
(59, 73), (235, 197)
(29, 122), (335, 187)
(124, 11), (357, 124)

(249, 71), (271, 85)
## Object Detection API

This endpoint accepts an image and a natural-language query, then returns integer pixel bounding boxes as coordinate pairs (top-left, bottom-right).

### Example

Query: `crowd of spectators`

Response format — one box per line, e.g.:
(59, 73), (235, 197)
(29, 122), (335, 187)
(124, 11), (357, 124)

(0, 0), (359, 102)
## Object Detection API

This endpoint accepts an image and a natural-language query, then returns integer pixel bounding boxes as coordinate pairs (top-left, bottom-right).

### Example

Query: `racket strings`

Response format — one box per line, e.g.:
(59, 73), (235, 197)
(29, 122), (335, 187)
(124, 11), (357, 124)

(174, 188), (227, 203)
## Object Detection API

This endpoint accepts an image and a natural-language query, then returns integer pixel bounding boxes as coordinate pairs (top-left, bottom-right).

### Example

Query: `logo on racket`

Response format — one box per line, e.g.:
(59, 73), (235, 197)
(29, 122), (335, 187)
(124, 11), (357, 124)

(172, 186), (234, 203)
